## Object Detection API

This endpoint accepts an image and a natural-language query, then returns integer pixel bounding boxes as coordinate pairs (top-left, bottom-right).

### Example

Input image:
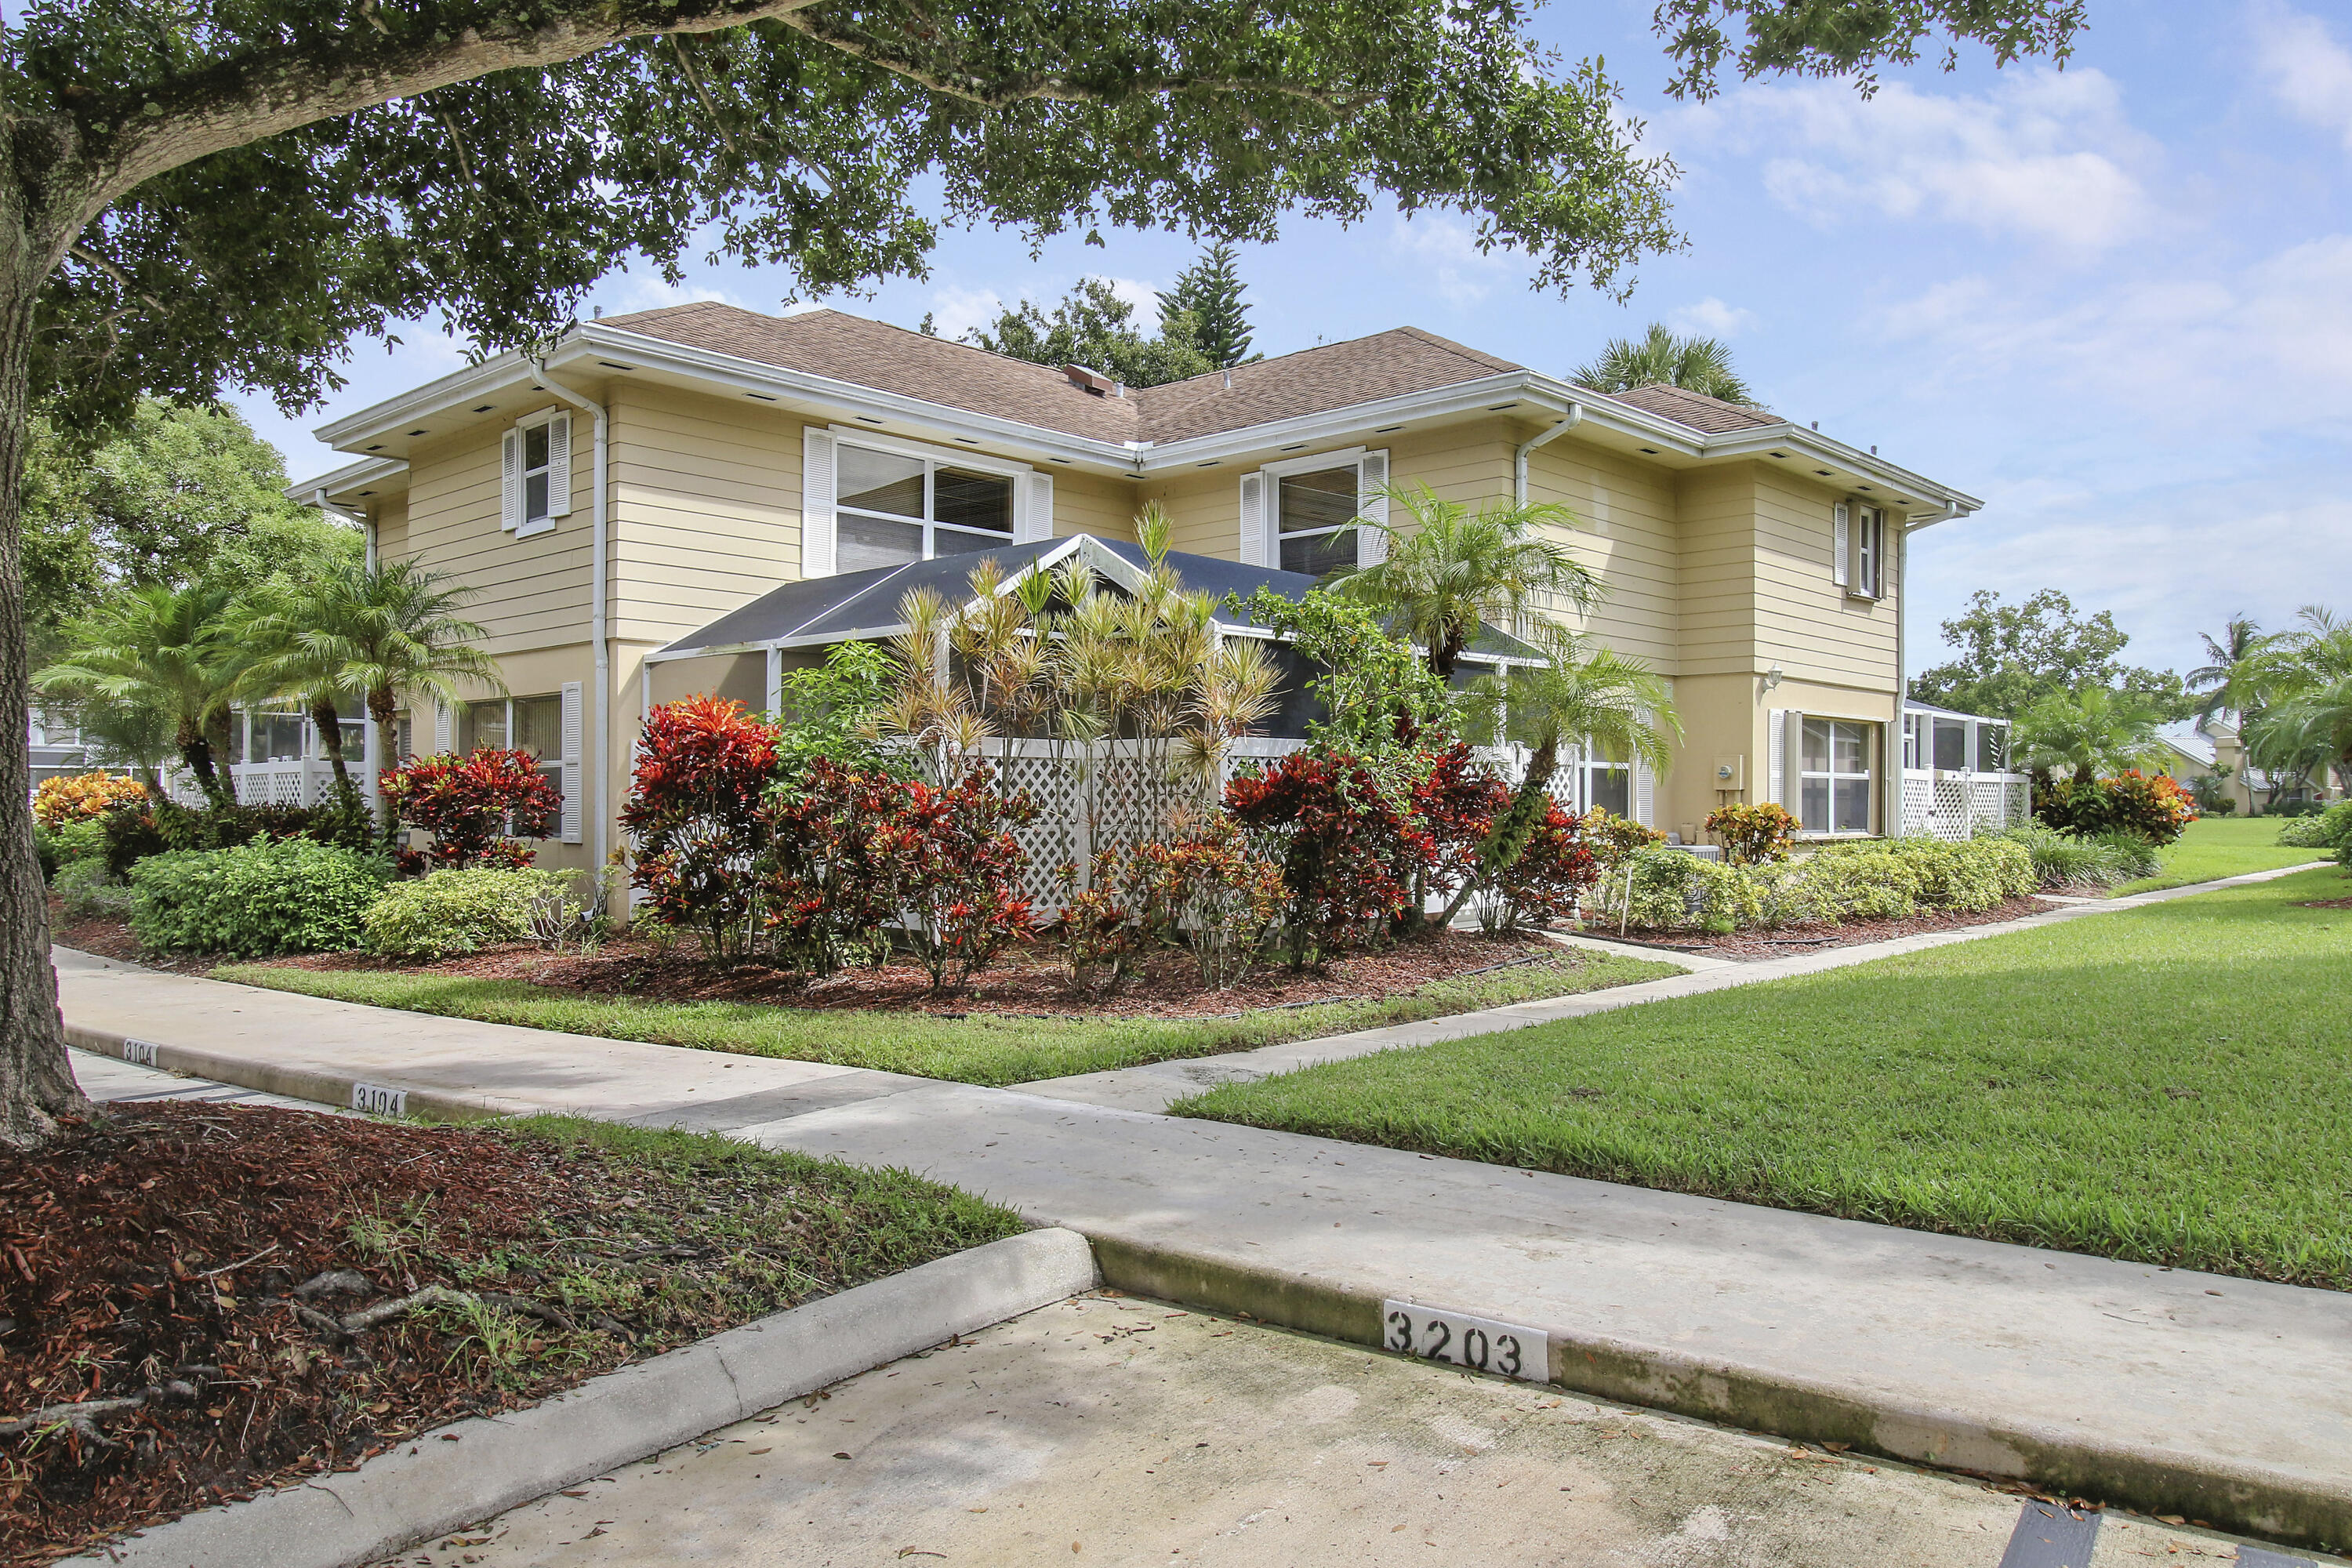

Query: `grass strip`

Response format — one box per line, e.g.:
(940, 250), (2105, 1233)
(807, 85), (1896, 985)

(210, 951), (1679, 1087)
(1175, 867), (2352, 1290)
(2111, 815), (2324, 895)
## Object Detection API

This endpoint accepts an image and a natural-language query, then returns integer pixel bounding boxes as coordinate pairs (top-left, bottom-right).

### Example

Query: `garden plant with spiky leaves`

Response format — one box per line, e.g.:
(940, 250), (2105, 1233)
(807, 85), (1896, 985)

(0, 0), (2084, 1142)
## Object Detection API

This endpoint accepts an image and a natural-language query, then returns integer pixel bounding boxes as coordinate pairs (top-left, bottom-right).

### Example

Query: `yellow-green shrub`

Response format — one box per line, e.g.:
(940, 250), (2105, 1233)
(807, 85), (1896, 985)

(361, 868), (583, 961)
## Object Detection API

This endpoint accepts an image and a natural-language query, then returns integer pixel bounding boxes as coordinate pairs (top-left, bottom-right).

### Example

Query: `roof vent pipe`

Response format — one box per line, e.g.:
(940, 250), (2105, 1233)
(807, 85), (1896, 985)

(1222, 369), (1231, 390)
(1512, 403), (1582, 506)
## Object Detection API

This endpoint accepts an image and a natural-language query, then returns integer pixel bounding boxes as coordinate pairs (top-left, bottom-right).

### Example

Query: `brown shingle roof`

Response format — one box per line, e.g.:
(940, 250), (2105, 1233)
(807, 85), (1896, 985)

(599, 303), (1780, 448)
(598, 303), (1145, 443)
(1134, 327), (1523, 443)
(1592, 382), (1783, 434)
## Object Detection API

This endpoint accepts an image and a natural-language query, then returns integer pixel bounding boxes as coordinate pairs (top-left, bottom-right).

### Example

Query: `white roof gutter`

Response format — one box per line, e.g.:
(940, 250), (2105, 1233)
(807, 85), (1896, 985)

(1513, 403), (1583, 506)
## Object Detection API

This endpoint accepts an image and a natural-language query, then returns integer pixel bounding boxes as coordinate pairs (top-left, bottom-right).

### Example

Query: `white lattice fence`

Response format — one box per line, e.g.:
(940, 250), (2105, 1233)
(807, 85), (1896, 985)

(1901, 771), (2028, 840)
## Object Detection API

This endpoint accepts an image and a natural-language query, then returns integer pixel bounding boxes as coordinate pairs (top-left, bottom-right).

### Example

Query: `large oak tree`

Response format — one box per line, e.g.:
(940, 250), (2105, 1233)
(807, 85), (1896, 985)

(0, 0), (2083, 1143)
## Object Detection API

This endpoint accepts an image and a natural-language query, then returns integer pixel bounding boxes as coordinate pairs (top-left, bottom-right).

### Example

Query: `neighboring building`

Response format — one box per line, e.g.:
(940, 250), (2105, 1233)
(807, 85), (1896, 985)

(292, 303), (1991, 870)
(28, 707), (94, 786)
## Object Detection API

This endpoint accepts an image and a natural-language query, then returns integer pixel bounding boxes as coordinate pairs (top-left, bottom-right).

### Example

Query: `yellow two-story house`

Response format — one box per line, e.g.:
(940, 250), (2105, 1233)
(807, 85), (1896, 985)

(292, 302), (1986, 873)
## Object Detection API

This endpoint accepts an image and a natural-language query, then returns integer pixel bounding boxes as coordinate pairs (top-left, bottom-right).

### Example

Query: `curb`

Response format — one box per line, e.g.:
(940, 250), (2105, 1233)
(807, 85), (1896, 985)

(1089, 1234), (2351, 1555)
(64, 1022), (546, 1124)
(62, 1228), (1101, 1568)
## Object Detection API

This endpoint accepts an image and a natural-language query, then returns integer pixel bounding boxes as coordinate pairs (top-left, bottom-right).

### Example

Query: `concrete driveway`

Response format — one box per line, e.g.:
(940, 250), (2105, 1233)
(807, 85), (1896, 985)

(372, 1295), (2289, 1568)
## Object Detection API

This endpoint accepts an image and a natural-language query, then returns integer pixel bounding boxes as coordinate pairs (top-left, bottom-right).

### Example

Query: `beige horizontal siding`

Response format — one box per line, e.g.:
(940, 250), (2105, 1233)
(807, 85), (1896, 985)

(1752, 469), (1898, 687)
(394, 423), (592, 657)
(1526, 437), (1679, 670)
(608, 383), (803, 647)
(1052, 467), (1143, 541)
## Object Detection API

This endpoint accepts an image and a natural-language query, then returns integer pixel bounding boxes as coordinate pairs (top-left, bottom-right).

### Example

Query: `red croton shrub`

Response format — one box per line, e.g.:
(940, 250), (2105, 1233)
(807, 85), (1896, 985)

(1225, 747), (1438, 967)
(1490, 803), (1602, 927)
(859, 769), (1039, 992)
(381, 748), (561, 871)
(619, 696), (783, 961)
(758, 758), (910, 978)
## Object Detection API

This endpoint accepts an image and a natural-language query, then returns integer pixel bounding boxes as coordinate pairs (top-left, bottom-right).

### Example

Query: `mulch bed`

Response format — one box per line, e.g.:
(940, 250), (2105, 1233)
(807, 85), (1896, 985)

(1601, 895), (2052, 962)
(0, 1103), (1006, 1567)
(2299, 898), (2352, 909)
(243, 926), (1568, 1021)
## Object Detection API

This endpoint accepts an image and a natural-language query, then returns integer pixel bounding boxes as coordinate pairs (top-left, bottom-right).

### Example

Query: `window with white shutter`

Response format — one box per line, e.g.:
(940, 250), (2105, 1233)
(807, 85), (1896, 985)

(1831, 503), (1849, 588)
(1247, 448), (1387, 575)
(559, 681), (583, 844)
(804, 427), (1036, 575)
(500, 409), (571, 539)
(1763, 709), (1788, 804)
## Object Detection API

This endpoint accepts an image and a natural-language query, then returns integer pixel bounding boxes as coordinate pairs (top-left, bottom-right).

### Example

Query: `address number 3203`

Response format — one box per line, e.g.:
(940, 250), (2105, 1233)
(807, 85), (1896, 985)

(1379, 1299), (1549, 1384)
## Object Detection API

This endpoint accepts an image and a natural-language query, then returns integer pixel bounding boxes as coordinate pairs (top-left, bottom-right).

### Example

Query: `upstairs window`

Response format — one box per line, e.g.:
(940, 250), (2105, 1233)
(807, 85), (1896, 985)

(501, 411), (571, 538)
(1276, 466), (1363, 576)
(1834, 501), (1885, 598)
(836, 445), (1015, 573)
(1241, 448), (1390, 575)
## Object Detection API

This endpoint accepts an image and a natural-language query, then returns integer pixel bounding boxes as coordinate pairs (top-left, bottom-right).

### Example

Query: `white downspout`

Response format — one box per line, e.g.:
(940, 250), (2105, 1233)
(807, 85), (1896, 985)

(529, 359), (612, 892)
(1512, 403), (1583, 506)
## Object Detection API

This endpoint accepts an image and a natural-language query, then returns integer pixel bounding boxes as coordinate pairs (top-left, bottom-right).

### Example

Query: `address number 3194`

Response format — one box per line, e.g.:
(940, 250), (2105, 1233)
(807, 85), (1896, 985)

(1379, 1299), (1549, 1384)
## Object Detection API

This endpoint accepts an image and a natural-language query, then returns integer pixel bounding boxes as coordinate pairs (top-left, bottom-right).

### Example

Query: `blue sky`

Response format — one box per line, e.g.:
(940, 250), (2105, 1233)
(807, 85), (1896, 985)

(243, 1), (2352, 681)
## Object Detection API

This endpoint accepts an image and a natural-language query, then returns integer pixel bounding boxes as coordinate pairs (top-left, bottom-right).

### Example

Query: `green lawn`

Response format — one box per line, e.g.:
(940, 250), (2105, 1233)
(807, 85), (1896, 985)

(214, 950), (1676, 1087)
(2112, 815), (2327, 895)
(1174, 866), (2352, 1289)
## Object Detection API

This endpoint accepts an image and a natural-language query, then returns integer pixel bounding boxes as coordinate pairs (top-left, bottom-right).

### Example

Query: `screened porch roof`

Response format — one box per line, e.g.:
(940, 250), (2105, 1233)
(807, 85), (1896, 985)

(648, 533), (1544, 666)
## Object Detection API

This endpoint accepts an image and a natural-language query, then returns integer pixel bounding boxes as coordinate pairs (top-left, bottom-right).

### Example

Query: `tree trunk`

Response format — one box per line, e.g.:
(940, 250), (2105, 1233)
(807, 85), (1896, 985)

(0, 243), (90, 1145)
(311, 699), (356, 806)
(175, 716), (230, 806)
(369, 684), (401, 832)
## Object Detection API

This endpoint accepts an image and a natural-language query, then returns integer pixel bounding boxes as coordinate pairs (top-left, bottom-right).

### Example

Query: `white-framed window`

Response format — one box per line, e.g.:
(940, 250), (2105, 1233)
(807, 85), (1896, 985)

(800, 427), (1051, 579)
(1833, 500), (1885, 598)
(1801, 717), (1874, 834)
(456, 687), (583, 843)
(500, 409), (571, 538)
(1240, 447), (1389, 575)
(1581, 739), (1632, 818)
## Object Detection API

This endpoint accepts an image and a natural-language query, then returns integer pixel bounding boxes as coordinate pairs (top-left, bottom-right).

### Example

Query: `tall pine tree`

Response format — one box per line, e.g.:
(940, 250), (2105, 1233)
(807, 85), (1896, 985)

(1159, 243), (1258, 369)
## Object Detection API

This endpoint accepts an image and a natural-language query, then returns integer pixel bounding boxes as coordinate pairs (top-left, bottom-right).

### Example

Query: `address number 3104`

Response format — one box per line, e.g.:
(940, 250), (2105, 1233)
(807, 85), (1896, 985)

(1379, 1299), (1549, 1384)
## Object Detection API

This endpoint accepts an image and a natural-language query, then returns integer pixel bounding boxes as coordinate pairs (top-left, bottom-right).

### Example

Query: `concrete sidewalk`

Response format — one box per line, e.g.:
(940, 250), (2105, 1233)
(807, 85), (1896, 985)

(53, 913), (2352, 1553)
(1014, 858), (2331, 1112)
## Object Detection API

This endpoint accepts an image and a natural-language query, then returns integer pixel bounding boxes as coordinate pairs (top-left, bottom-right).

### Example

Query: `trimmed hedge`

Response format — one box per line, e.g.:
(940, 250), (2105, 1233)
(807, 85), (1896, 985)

(129, 838), (391, 957)
(361, 868), (582, 960)
(1595, 835), (2036, 933)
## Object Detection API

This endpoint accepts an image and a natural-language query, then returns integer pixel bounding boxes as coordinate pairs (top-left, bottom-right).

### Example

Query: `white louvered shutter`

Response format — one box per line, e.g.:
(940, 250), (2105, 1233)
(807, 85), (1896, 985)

(1018, 471), (1054, 543)
(1831, 503), (1850, 588)
(1356, 450), (1389, 567)
(801, 428), (837, 577)
(433, 699), (453, 756)
(546, 414), (572, 517)
(1763, 710), (1787, 804)
(500, 429), (523, 532)
(1784, 711), (1806, 824)
(1632, 754), (1655, 828)
(559, 681), (583, 844)
(1239, 472), (1267, 568)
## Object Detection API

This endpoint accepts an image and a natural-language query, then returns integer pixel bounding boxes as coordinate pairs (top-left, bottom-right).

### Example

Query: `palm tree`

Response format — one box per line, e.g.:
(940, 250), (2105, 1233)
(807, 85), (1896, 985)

(238, 582), (373, 808)
(1332, 485), (1600, 679)
(1440, 628), (1679, 924)
(35, 584), (244, 805)
(2240, 606), (2352, 799)
(2011, 686), (2167, 787)
(2187, 615), (2276, 728)
(249, 562), (506, 826)
(1572, 323), (1755, 405)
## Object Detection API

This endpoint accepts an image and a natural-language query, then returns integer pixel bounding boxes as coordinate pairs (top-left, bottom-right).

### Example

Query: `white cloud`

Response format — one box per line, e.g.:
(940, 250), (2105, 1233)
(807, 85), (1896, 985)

(1100, 276), (1163, 328)
(1665, 296), (1757, 337)
(924, 285), (1005, 342)
(1874, 234), (2352, 431)
(2251, 2), (2352, 153)
(1671, 69), (2157, 252)
(1388, 215), (1508, 308)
